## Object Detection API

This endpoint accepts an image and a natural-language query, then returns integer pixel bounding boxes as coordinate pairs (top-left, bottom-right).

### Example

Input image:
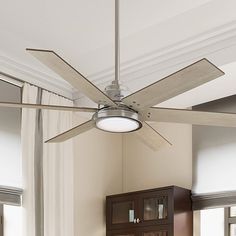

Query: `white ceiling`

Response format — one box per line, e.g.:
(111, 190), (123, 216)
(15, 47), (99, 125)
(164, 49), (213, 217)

(0, 0), (213, 54)
(1, 0), (236, 108)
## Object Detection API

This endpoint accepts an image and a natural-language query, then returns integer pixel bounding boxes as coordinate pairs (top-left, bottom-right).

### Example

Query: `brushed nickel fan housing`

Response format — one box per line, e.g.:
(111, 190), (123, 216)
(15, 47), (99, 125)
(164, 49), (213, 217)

(104, 80), (129, 102)
(93, 106), (143, 133)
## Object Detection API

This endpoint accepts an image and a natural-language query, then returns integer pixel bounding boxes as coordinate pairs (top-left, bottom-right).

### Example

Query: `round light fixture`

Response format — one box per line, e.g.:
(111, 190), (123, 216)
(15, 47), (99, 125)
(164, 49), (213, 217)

(93, 107), (142, 133)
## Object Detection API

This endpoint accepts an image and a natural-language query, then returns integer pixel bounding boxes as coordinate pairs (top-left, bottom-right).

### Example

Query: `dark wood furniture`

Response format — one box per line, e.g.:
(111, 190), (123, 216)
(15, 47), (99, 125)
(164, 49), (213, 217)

(106, 186), (192, 236)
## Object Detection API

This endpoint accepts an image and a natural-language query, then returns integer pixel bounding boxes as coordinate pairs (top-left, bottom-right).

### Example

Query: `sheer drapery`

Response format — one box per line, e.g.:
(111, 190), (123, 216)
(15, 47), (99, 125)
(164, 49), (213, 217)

(21, 83), (39, 236)
(21, 84), (74, 236)
(42, 91), (74, 236)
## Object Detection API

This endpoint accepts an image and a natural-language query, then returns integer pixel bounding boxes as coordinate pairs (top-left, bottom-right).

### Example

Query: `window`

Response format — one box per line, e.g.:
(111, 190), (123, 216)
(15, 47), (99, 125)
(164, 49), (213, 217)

(0, 205), (3, 236)
(0, 78), (23, 236)
(225, 207), (236, 236)
(192, 190), (236, 236)
(200, 208), (225, 236)
(196, 206), (236, 236)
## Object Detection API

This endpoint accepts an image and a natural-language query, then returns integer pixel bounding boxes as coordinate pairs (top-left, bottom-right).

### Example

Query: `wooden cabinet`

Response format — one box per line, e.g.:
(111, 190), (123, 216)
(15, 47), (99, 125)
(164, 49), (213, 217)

(138, 189), (171, 227)
(107, 194), (138, 229)
(108, 225), (171, 236)
(106, 186), (192, 236)
(139, 225), (172, 236)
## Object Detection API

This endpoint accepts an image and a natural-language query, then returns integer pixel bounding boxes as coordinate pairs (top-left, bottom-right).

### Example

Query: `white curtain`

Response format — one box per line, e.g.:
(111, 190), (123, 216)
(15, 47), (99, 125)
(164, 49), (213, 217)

(42, 90), (74, 236)
(22, 84), (74, 236)
(22, 83), (38, 236)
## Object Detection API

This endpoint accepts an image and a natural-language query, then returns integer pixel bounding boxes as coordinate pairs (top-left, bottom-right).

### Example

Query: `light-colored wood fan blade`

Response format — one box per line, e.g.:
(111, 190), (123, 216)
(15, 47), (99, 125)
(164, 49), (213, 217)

(144, 107), (236, 127)
(0, 101), (97, 112)
(26, 48), (117, 107)
(131, 122), (172, 151)
(122, 59), (224, 111)
(46, 119), (95, 143)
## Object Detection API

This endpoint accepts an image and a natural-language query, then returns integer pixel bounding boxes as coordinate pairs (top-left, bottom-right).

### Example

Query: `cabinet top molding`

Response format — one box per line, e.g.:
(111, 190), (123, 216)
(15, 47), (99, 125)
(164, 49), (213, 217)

(106, 185), (190, 198)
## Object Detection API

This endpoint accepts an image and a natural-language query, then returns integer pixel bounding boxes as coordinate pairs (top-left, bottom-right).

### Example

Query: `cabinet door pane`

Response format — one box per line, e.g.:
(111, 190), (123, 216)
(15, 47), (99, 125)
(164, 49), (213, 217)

(115, 235), (135, 236)
(142, 231), (168, 236)
(139, 189), (171, 227)
(107, 229), (137, 236)
(112, 201), (135, 224)
(143, 196), (168, 221)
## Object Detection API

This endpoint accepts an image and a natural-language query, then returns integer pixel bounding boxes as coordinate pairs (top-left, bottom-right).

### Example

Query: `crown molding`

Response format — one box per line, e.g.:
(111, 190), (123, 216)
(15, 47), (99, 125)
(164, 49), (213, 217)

(0, 54), (74, 99)
(75, 21), (236, 98)
(1, 21), (236, 101)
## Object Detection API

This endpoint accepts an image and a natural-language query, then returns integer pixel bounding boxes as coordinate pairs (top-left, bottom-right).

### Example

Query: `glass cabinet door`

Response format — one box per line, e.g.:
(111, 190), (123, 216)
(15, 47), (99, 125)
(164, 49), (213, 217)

(139, 226), (170, 236)
(142, 230), (168, 236)
(138, 190), (171, 226)
(107, 195), (138, 230)
(112, 201), (135, 224)
(107, 229), (137, 236)
(113, 234), (135, 236)
(143, 196), (168, 221)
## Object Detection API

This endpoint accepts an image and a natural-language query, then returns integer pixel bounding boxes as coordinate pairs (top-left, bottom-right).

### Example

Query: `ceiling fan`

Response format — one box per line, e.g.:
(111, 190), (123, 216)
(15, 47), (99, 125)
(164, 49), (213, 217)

(1, 0), (236, 150)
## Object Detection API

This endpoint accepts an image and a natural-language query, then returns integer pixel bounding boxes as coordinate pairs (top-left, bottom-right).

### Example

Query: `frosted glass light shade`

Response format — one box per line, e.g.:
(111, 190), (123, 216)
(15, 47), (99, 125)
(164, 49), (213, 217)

(96, 117), (141, 133)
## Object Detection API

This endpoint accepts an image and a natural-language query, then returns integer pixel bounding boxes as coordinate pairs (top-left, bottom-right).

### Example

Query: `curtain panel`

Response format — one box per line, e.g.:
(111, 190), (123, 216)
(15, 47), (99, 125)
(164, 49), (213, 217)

(42, 90), (74, 236)
(21, 84), (74, 236)
(22, 83), (39, 236)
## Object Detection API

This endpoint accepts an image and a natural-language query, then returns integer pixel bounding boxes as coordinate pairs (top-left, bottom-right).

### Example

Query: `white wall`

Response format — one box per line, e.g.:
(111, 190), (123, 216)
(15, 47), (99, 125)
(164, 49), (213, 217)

(73, 115), (123, 236)
(123, 122), (192, 192)
(73, 97), (193, 236)
(192, 95), (236, 194)
(0, 80), (21, 187)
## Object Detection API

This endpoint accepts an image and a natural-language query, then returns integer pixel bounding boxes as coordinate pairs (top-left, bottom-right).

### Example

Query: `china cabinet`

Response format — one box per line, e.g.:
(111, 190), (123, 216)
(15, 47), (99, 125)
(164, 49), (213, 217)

(106, 186), (192, 236)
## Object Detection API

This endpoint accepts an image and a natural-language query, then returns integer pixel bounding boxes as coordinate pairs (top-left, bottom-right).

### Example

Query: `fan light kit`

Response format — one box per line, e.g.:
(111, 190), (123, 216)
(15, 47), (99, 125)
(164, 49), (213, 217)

(1, 0), (236, 151)
(93, 107), (142, 133)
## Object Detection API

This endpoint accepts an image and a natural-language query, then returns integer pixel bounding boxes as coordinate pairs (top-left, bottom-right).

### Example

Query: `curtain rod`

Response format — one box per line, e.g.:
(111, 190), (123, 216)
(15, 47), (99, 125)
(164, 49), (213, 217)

(0, 71), (73, 101)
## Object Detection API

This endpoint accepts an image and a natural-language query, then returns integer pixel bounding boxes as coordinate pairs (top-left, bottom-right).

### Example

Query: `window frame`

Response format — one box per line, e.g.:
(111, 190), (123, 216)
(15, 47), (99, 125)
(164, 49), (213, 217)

(0, 204), (3, 236)
(225, 207), (236, 236)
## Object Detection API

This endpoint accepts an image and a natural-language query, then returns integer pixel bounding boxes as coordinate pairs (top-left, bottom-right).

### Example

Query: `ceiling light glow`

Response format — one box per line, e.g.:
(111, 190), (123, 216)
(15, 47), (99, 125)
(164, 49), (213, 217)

(93, 107), (142, 133)
(96, 117), (141, 133)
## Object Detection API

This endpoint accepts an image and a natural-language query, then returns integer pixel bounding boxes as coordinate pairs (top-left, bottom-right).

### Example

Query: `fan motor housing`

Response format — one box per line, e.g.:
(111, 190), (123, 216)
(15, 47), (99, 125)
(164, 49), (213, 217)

(104, 81), (129, 102)
(93, 106), (143, 133)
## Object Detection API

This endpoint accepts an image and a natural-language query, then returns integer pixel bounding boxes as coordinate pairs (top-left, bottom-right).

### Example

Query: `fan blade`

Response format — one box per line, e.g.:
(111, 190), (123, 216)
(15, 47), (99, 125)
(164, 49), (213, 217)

(144, 107), (236, 127)
(122, 59), (224, 111)
(0, 101), (97, 112)
(26, 48), (117, 107)
(131, 122), (171, 151)
(46, 119), (95, 143)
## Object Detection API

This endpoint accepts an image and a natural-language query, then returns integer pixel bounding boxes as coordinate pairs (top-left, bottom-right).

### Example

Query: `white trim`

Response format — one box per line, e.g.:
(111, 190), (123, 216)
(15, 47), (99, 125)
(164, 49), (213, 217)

(74, 21), (236, 99)
(1, 21), (236, 101)
(0, 55), (73, 99)
(0, 73), (23, 88)
(88, 21), (236, 85)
